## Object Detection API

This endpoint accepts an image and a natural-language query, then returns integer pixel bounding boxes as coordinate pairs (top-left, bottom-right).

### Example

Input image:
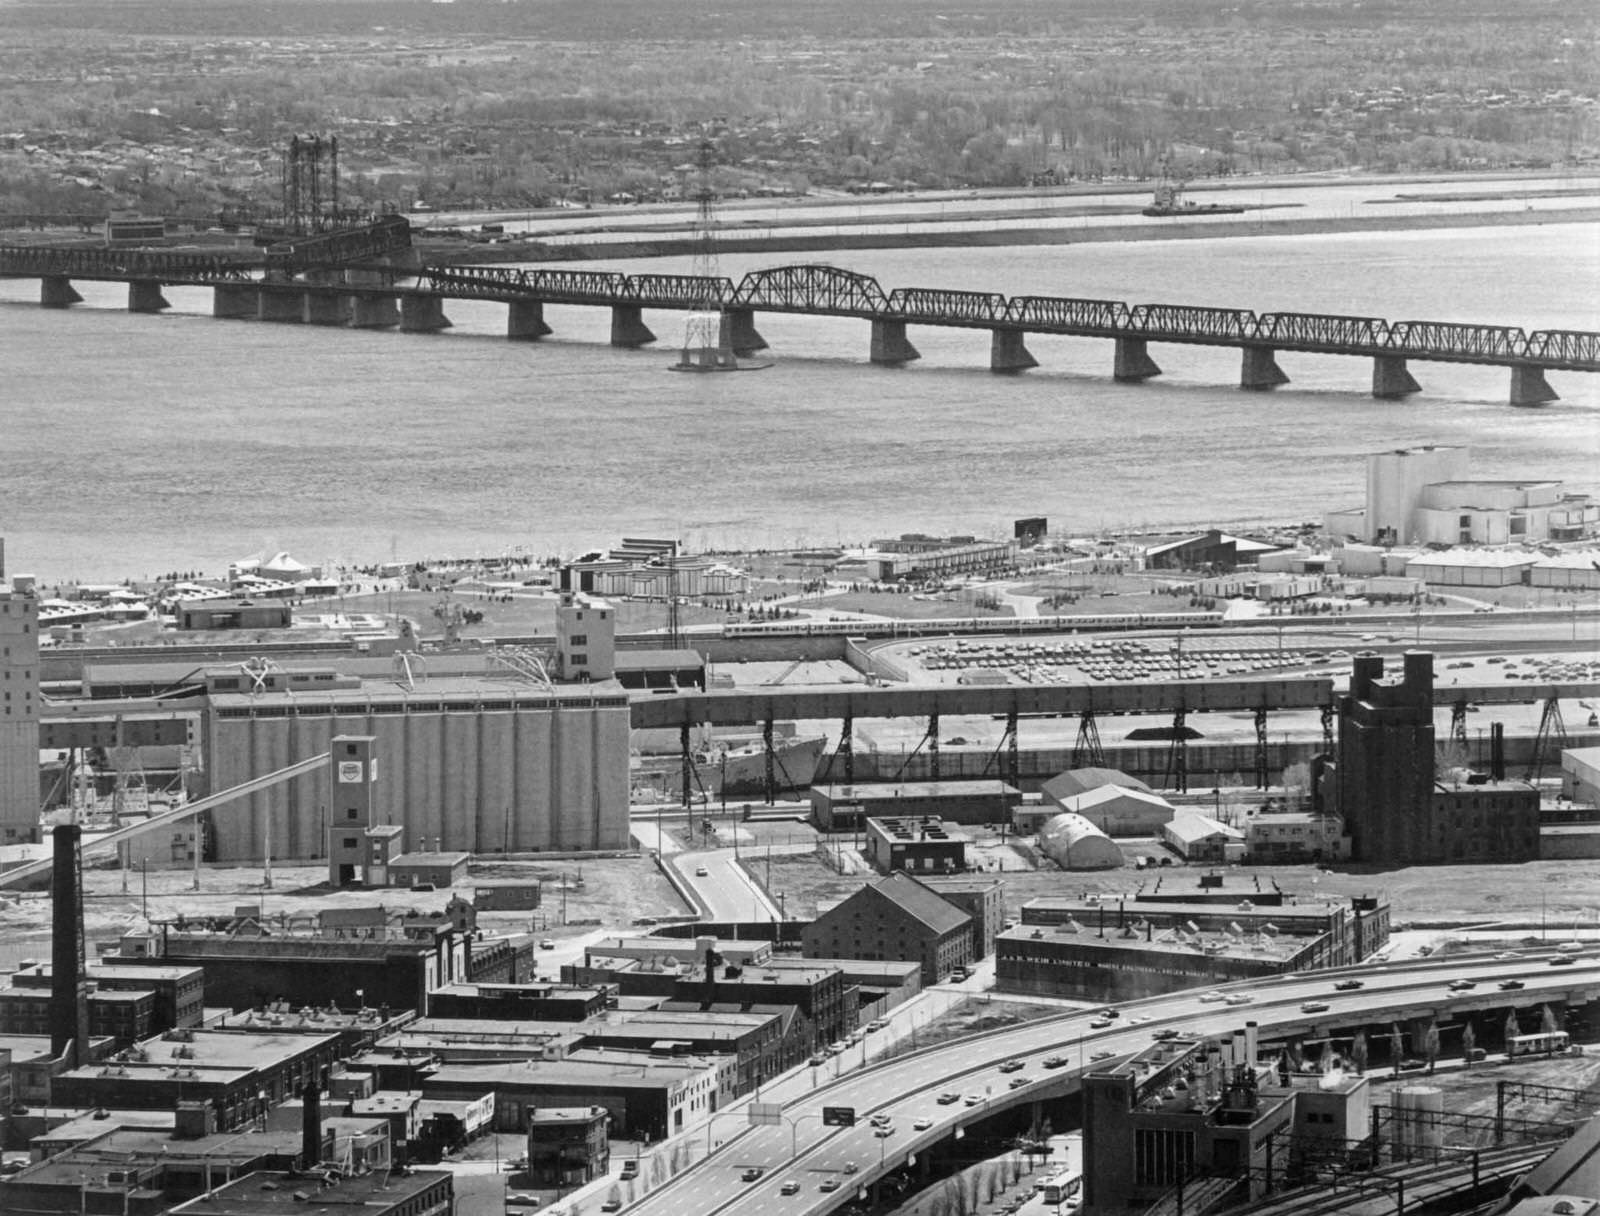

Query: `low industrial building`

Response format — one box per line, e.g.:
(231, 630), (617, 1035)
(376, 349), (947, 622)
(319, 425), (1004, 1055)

(863, 816), (970, 874)
(176, 598), (294, 631)
(996, 894), (1389, 1002)
(169, 1166), (452, 1216)
(422, 1053), (729, 1140)
(1143, 530), (1284, 571)
(1161, 812), (1247, 862)
(1562, 747), (1600, 809)
(1037, 812), (1125, 870)
(1040, 767), (1152, 805)
(802, 871), (975, 985)
(860, 534), (1017, 582)
(810, 780), (1020, 829)
(1403, 549), (1540, 587)
(1054, 785), (1177, 837)
(424, 981), (611, 1022)
(386, 852), (471, 889)
(1244, 812), (1350, 863)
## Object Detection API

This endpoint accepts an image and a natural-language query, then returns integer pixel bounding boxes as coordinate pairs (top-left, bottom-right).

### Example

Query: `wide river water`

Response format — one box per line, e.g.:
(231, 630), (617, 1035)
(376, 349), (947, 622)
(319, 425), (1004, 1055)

(2, 221), (1597, 582)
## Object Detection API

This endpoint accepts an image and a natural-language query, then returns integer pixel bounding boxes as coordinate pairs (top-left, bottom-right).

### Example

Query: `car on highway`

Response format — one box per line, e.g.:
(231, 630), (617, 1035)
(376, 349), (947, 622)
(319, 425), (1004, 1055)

(1091, 1049), (1116, 1062)
(695, 865), (709, 877)
(913, 1118), (933, 1131)
(781, 1181), (801, 1195)
(1224, 993), (1254, 1006)
(619, 1162), (638, 1181)
(1301, 1001), (1330, 1013)
(999, 1060), (1025, 1073)
(937, 1092), (960, 1105)
(870, 1114), (892, 1127)
(1098, 1007), (1120, 1019)
(1495, 951), (1521, 961)
(1500, 979), (1526, 990)
(1008, 1076), (1031, 1090)
(1043, 1055), (1068, 1069)
(874, 1126), (895, 1138)
(1153, 1028), (1181, 1042)
(820, 1179), (841, 1192)
(1333, 979), (1364, 991)
(1447, 979), (1478, 992)
(843, 1163), (858, 1175)
(741, 1168), (764, 1182)
(600, 1202), (622, 1213)
(809, 1052), (828, 1066)
(868, 1018), (888, 1031)
(1198, 991), (1226, 1003)
(1089, 1018), (1113, 1029)
(539, 939), (555, 950)
(964, 1093), (982, 1106)
(1549, 956), (1577, 966)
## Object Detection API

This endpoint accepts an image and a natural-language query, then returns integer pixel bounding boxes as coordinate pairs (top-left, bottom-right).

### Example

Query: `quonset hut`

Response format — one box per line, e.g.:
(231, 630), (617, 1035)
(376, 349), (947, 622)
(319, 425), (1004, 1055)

(1038, 812), (1123, 871)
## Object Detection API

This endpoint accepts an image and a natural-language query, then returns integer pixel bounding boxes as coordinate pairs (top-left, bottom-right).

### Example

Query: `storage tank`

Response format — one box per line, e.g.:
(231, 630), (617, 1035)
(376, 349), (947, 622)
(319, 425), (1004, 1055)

(1038, 812), (1124, 871)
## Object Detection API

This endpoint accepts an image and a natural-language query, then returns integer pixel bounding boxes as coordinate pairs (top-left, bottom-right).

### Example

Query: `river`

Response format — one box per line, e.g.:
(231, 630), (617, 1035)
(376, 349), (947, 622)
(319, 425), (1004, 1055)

(1, 221), (1596, 582)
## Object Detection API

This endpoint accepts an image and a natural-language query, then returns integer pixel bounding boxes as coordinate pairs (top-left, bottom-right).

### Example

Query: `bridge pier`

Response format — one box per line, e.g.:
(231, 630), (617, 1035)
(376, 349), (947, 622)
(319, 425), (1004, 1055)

(400, 294), (452, 333)
(870, 318), (920, 366)
(302, 290), (348, 326)
(40, 276), (82, 308)
(1240, 346), (1290, 390)
(349, 294), (400, 329)
(212, 284), (257, 319)
(990, 329), (1038, 373)
(1509, 365), (1559, 407)
(127, 281), (170, 313)
(726, 308), (767, 356)
(507, 299), (552, 341)
(1113, 337), (1161, 382)
(609, 304), (655, 348)
(1371, 355), (1422, 399)
(257, 288), (304, 323)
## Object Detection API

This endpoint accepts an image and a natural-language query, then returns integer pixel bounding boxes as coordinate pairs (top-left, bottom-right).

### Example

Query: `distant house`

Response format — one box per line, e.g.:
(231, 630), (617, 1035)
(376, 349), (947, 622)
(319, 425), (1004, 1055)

(802, 872), (973, 985)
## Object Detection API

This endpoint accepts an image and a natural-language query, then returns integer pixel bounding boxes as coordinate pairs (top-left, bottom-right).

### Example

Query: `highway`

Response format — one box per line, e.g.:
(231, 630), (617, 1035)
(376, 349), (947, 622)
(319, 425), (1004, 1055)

(619, 948), (1600, 1216)
(670, 847), (784, 922)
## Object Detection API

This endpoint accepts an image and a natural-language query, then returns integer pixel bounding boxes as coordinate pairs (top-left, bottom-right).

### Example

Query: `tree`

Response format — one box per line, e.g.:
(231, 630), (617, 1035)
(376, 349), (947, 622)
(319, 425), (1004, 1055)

(1351, 1029), (1369, 1075)
(1504, 1008), (1521, 1046)
(1540, 1004), (1561, 1036)
(1462, 1021), (1477, 1067)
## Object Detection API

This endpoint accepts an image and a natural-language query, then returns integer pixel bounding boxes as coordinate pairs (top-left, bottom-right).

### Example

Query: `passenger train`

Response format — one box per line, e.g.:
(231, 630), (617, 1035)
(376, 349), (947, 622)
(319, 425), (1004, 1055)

(722, 611), (1225, 640)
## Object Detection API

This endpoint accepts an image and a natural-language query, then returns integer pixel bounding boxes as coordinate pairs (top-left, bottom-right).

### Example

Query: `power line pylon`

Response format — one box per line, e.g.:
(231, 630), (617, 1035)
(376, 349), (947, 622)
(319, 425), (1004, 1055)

(675, 133), (738, 371)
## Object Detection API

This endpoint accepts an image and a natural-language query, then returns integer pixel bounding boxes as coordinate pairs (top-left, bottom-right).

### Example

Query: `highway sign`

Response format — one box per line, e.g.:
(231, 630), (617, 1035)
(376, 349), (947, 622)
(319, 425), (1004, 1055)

(748, 1102), (783, 1126)
(822, 1106), (856, 1127)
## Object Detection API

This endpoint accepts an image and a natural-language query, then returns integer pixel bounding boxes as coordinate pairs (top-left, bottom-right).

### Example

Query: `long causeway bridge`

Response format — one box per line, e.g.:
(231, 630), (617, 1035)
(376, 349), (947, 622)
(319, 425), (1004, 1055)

(3, 237), (1596, 404)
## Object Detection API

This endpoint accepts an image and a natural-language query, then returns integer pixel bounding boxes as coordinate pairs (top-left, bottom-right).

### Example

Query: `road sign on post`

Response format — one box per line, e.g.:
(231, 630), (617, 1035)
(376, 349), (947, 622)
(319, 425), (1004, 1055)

(749, 1102), (784, 1126)
(822, 1106), (856, 1127)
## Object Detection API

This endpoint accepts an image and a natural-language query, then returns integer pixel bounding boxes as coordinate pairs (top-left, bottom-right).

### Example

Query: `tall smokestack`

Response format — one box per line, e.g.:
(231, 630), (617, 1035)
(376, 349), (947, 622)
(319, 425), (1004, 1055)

(1490, 722), (1505, 782)
(301, 1079), (322, 1167)
(51, 824), (90, 1067)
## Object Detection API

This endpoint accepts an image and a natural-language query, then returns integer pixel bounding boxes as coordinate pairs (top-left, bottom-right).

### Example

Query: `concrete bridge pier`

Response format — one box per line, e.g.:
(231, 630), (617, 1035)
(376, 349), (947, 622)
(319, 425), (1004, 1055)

(1113, 337), (1161, 382)
(213, 284), (257, 318)
(1509, 365), (1559, 407)
(1372, 355), (1422, 399)
(507, 299), (552, 340)
(1240, 346), (1290, 390)
(349, 294), (400, 329)
(127, 281), (170, 313)
(990, 329), (1038, 373)
(40, 276), (82, 308)
(870, 318), (921, 366)
(302, 290), (349, 326)
(400, 294), (452, 333)
(609, 304), (655, 348)
(257, 288), (304, 323)
(726, 308), (767, 356)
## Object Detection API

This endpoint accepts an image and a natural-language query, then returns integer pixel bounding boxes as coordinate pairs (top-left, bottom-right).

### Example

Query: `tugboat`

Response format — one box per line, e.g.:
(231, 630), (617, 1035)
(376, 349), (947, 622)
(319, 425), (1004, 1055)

(1142, 164), (1246, 217)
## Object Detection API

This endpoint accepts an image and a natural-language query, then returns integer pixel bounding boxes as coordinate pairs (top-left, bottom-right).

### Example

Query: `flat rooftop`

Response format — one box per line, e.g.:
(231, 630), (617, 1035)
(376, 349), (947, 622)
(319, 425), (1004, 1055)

(175, 1167), (451, 1215)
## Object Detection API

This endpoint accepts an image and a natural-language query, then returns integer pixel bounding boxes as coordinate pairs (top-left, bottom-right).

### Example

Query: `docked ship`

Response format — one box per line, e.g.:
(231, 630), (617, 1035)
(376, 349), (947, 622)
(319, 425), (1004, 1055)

(1142, 171), (1246, 218)
(631, 732), (828, 803)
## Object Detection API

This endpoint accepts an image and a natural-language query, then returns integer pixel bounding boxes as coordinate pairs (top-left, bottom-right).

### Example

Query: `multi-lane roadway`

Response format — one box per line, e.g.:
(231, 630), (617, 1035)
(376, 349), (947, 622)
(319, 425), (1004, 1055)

(621, 948), (1600, 1216)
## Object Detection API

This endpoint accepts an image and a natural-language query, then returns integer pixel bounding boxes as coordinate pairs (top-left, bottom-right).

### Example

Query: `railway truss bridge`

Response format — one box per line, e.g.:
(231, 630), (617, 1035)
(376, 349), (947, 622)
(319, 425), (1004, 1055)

(2, 249), (1597, 405)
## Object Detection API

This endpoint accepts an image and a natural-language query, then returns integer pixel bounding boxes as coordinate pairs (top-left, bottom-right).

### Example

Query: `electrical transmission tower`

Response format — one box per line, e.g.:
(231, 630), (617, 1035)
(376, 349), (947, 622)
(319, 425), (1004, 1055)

(281, 134), (340, 235)
(674, 132), (739, 371)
